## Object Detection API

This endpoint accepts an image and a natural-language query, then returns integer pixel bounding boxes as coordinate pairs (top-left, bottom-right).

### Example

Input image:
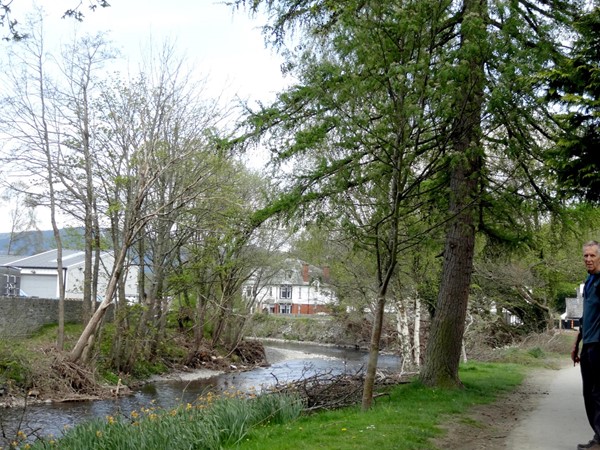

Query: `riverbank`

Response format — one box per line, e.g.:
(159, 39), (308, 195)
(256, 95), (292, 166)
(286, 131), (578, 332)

(145, 341), (343, 383)
(2, 330), (575, 449)
(22, 359), (538, 450)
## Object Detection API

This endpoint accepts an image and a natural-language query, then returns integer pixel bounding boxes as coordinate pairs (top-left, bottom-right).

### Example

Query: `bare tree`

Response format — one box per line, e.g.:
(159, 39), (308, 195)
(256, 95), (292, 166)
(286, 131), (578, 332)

(53, 32), (115, 323)
(69, 42), (228, 366)
(0, 16), (69, 348)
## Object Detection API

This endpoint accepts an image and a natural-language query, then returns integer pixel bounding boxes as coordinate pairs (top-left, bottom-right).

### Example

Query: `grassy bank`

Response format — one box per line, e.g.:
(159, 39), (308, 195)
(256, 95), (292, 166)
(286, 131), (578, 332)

(4, 327), (574, 450)
(235, 362), (526, 450)
(0, 323), (176, 401)
(26, 344), (569, 450)
(21, 362), (526, 450)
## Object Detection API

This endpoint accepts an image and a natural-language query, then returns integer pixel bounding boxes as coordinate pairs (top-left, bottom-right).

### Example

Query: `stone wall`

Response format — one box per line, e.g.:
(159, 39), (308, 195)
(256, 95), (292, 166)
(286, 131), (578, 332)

(0, 297), (112, 338)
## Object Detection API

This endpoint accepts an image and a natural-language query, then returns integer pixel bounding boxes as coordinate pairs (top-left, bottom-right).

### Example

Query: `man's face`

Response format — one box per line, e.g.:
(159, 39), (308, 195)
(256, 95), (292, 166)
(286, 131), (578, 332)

(584, 245), (600, 274)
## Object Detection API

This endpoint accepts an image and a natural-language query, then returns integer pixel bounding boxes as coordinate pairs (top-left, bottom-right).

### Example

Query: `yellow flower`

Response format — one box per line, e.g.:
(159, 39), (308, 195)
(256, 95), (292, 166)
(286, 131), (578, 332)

(131, 410), (139, 419)
(341, 428), (347, 432)
(186, 403), (192, 411)
(106, 415), (116, 425)
(17, 431), (27, 440)
(23, 445), (30, 450)
(96, 431), (103, 438)
(149, 413), (158, 421)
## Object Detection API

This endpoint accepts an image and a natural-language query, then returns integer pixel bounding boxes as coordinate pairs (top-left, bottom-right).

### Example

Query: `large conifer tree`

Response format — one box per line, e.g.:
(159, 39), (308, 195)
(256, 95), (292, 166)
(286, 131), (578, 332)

(234, 0), (577, 397)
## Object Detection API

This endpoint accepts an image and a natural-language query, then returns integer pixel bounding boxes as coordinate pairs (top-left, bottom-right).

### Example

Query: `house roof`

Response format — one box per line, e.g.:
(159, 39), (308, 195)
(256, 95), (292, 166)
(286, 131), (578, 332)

(0, 255), (21, 266)
(3, 249), (86, 269)
(264, 259), (329, 286)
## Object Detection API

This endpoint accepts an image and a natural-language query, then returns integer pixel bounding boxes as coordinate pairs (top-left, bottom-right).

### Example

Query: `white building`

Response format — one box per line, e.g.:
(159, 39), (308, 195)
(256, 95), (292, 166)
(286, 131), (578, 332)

(2, 249), (138, 300)
(242, 260), (336, 315)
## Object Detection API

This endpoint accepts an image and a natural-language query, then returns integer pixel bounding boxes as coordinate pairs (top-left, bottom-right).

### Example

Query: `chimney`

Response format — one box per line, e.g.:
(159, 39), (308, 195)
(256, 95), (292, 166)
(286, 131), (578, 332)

(322, 266), (330, 282)
(302, 263), (309, 283)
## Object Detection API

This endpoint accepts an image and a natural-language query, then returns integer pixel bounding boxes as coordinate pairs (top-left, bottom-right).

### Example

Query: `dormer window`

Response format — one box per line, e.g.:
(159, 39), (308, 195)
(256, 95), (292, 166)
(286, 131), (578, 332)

(280, 285), (292, 299)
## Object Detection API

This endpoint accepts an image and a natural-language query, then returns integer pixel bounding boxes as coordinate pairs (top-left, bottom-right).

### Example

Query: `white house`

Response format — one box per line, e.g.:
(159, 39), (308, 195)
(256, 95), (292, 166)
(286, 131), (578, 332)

(243, 259), (336, 315)
(2, 249), (138, 300)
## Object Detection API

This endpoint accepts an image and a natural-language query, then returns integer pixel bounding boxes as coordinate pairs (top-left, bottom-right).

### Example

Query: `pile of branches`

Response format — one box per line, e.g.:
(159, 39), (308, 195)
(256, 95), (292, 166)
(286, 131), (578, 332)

(49, 355), (106, 398)
(232, 340), (267, 365)
(268, 367), (406, 412)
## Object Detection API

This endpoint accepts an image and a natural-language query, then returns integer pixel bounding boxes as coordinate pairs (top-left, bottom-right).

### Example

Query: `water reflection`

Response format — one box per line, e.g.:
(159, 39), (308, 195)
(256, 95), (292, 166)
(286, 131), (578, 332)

(0, 342), (401, 442)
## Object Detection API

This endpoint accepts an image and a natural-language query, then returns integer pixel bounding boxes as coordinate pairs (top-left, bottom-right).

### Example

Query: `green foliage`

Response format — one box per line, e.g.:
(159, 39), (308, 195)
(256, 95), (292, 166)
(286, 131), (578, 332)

(527, 347), (545, 359)
(251, 393), (305, 425)
(485, 331), (572, 368)
(131, 359), (168, 379)
(0, 357), (30, 388)
(29, 391), (303, 450)
(546, 7), (600, 202)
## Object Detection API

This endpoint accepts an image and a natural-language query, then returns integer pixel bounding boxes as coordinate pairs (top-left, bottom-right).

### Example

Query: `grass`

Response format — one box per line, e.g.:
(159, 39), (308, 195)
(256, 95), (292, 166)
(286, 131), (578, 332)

(234, 362), (526, 450)
(18, 361), (526, 450)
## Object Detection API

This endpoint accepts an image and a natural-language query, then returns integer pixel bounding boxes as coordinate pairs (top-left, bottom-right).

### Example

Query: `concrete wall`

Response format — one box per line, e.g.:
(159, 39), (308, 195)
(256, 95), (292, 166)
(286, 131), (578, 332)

(0, 297), (112, 338)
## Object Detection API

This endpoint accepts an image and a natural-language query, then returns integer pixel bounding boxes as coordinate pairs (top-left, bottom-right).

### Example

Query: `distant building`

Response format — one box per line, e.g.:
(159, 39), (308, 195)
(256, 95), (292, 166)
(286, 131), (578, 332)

(1, 249), (138, 300)
(562, 284), (584, 329)
(242, 260), (335, 315)
(0, 264), (21, 296)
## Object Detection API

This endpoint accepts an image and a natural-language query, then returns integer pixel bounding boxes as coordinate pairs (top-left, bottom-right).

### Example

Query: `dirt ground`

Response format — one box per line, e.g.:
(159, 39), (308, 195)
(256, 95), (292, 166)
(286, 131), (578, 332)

(432, 368), (553, 450)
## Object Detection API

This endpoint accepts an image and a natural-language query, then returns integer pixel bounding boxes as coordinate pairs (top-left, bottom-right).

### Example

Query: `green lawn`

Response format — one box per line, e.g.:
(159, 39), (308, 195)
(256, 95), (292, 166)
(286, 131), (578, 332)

(233, 362), (525, 450)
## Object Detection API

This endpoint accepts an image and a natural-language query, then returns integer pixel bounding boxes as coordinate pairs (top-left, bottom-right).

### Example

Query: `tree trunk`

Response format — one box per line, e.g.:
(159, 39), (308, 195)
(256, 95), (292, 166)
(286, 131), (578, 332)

(361, 294), (386, 410)
(395, 297), (413, 368)
(82, 208), (93, 323)
(69, 245), (128, 363)
(413, 295), (421, 367)
(195, 292), (207, 347)
(420, 0), (485, 388)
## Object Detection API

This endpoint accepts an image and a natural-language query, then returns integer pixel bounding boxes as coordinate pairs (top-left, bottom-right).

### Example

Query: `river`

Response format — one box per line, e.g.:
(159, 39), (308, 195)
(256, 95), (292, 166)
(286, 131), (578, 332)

(0, 341), (401, 443)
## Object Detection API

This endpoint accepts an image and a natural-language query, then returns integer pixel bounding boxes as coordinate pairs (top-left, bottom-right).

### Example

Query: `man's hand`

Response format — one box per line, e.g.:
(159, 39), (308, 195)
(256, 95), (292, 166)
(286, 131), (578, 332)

(572, 347), (580, 366)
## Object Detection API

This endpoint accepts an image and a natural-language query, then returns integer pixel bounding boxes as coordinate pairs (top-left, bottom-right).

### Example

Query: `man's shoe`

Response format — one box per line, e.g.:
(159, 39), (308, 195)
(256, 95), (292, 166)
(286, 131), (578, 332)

(578, 439), (600, 449)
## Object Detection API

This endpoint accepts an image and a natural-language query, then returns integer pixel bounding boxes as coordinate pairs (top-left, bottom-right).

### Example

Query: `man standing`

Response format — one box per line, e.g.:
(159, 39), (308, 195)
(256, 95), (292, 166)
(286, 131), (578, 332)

(573, 240), (600, 450)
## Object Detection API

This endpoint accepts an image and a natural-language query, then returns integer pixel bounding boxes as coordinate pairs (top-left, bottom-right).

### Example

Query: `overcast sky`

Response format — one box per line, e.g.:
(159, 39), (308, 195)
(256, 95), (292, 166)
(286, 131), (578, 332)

(0, 0), (289, 233)
(7, 0), (288, 102)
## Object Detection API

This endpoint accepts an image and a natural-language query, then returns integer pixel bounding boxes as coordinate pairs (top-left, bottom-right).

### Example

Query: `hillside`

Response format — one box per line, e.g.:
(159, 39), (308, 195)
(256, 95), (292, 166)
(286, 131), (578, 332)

(0, 228), (86, 256)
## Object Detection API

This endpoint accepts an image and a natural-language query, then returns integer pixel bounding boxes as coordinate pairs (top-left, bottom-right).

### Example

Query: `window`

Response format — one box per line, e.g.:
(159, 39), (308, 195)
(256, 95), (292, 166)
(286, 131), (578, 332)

(245, 286), (253, 297)
(280, 303), (292, 314)
(280, 285), (292, 299)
